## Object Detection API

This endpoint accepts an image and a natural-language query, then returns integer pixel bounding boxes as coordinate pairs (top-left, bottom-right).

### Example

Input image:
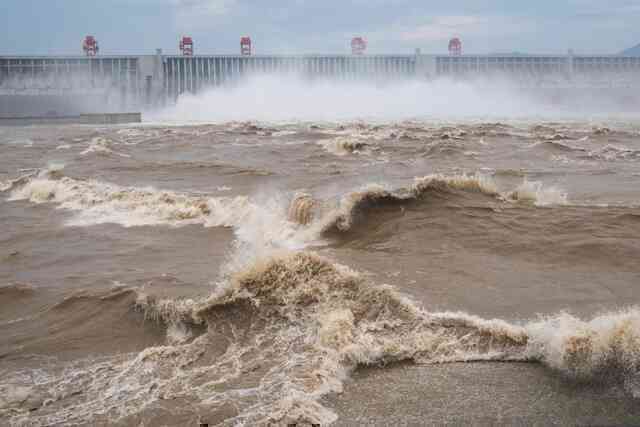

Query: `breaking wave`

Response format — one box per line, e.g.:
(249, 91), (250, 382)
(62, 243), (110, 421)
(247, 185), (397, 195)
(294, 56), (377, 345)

(506, 179), (568, 206)
(8, 174), (229, 227)
(586, 144), (640, 161)
(5, 168), (569, 231)
(3, 169), (309, 273)
(288, 174), (568, 237)
(421, 138), (469, 157)
(311, 174), (499, 234)
(531, 139), (587, 153)
(4, 251), (638, 425)
(80, 137), (130, 158)
(317, 136), (375, 156)
(4, 170), (569, 254)
(0, 173), (38, 193)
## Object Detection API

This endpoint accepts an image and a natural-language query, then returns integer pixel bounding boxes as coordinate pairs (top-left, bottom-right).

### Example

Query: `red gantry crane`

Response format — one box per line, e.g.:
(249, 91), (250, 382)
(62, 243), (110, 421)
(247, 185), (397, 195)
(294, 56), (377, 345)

(240, 37), (252, 55)
(82, 36), (99, 56)
(179, 36), (194, 56)
(351, 37), (367, 55)
(448, 38), (462, 56)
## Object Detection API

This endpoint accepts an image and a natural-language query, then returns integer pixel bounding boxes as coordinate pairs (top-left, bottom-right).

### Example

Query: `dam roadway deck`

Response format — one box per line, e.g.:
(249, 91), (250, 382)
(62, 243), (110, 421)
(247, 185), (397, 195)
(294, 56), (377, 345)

(1, 52), (639, 116)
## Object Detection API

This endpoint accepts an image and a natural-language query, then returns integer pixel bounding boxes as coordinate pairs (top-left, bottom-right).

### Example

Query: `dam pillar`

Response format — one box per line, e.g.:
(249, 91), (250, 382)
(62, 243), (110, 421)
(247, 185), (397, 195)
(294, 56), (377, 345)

(567, 49), (575, 81)
(138, 49), (165, 107)
(414, 51), (437, 80)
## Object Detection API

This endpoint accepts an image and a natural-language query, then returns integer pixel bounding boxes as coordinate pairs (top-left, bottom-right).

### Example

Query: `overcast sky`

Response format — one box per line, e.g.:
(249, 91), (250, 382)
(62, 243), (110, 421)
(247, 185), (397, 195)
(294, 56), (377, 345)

(2, 0), (639, 55)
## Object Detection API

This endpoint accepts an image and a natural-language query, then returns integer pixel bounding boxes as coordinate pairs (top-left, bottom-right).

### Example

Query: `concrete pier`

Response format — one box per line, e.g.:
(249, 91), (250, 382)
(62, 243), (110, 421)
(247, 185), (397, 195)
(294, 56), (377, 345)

(0, 112), (141, 126)
(2, 52), (640, 116)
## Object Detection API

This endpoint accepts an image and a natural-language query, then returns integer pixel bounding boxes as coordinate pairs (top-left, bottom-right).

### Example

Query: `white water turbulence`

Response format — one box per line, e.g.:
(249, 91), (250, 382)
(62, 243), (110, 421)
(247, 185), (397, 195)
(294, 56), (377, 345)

(150, 75), (554, 123)
(4, 169), (307, 267)
(3, 251), (639, 426)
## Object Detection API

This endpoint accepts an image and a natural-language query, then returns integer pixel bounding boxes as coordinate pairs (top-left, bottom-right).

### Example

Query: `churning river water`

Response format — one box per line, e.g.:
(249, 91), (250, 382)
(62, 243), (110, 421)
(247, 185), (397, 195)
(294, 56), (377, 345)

(1, 105), (640, 425)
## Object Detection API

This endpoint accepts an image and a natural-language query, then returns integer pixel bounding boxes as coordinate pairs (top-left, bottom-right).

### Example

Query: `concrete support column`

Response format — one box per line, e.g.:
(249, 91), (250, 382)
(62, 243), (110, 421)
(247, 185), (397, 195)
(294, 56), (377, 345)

(567, 49), (575, 81)
(415, 54), (437, 80)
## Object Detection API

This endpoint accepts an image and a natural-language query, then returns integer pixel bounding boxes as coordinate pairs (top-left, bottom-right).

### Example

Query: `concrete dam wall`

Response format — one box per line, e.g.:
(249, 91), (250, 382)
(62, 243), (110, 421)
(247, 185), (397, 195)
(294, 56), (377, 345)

(1, 52), (640, 117)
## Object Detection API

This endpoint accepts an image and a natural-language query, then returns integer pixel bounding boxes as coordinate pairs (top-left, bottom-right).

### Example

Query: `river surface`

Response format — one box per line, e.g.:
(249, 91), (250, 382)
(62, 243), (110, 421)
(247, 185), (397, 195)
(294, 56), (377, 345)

(1, 114), (640, 425)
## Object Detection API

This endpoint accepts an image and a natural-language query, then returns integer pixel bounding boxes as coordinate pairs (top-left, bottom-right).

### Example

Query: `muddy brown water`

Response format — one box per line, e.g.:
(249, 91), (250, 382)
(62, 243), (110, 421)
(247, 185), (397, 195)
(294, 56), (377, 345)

(1, 119), (639, 425)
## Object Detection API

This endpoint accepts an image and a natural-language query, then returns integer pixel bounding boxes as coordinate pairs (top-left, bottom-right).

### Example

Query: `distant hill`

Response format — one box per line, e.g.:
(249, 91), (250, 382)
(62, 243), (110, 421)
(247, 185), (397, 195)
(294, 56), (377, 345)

(621, 43), (640, 56)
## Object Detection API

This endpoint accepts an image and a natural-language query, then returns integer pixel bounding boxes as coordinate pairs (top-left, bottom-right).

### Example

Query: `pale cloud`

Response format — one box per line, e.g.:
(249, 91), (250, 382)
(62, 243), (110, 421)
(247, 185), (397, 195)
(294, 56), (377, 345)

(170, 0), (237, 29)
(398, 16), (485, 41)
(3, 0), (640, 55)
(170, 0), (236, 15)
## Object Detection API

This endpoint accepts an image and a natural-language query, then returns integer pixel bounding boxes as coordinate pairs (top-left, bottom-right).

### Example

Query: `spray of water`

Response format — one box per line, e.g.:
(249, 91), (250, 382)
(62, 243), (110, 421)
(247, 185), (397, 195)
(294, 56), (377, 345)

(149, 73), (640, 124)
(150, 74), (550, 123)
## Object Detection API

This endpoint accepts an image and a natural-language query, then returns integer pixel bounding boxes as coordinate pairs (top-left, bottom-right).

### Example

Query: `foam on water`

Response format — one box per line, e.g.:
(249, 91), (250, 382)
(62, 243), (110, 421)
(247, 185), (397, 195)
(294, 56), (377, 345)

(317, 136), (374, 156)
(80, 136), (130, 157)
(5, 169), (307, 266)
(9, 176), (220, 227)
(3, 251), (638, 425)
(507, 179), (568, 206)
(588, 144), (640, 161)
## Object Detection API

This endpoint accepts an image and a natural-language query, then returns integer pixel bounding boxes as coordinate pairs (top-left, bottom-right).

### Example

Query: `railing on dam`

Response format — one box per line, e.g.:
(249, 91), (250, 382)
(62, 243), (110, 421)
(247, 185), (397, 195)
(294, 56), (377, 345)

(162, 55), (417, 99)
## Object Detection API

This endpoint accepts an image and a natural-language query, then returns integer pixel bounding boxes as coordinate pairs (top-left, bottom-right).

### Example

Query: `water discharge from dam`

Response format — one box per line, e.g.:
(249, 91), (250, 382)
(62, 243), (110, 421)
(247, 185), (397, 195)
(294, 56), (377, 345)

(152, 74), (640, 123)
(153, 75), (537, 122)
(3, 52), (640, 118)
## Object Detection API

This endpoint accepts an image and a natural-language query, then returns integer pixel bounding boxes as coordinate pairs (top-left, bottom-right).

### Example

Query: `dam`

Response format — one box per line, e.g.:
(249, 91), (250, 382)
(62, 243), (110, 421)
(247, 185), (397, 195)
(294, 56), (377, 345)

(2, 51), (640, 116)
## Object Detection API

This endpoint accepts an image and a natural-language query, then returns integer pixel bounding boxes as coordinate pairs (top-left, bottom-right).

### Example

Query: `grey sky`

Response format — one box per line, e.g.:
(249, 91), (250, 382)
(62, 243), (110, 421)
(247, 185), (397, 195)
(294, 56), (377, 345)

(1, 0), (639, 55)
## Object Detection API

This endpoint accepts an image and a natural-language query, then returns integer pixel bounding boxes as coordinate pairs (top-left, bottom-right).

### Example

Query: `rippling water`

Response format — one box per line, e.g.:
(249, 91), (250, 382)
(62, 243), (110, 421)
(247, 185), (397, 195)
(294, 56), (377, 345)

(1, 118), (639, 425)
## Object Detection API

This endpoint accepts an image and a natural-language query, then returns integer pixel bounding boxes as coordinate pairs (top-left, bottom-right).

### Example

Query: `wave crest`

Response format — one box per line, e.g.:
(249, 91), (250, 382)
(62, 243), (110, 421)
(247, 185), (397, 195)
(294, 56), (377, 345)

(4, 251), (639, 425)
(587, 144), (640, 161)
(6, 170), (260, 229)
(297, 174), (500, 234)
(288, 193), (316, 225)
(506, 179), (568, 206)
(317, 136), (374, 156)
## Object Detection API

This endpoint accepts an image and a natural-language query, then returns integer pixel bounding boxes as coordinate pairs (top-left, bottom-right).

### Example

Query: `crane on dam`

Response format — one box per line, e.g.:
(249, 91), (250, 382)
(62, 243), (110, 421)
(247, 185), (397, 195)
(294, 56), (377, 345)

(351, 37), (367, 55)
(449, 38), (462, 56)
(82, 36), (99, 56)
(179, 36), (194, 56)
(240, 37), (252, 55)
